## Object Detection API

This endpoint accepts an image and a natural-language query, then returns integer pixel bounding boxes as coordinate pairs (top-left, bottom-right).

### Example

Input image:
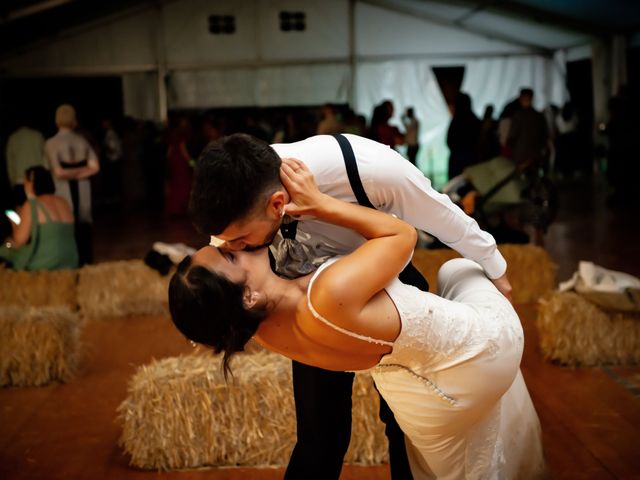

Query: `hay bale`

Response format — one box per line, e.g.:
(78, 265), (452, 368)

(348, 373), (389, 465)
(77, 260), (169, 319)
(537, 292), (640, 366)
(118, 351), (387, 470)
(499, 244), (557, 303)
(412, 249), (460, 293)
(0, 266), (77, 308)
(0, 306), (81, 386)
(412, 244), (556, 303)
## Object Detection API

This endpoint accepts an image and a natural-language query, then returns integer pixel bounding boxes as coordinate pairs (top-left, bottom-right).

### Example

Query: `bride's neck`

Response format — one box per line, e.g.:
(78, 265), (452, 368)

(265, 273), (310, 316)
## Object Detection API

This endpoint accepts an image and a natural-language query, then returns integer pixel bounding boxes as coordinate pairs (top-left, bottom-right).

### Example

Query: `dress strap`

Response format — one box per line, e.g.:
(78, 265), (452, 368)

(33, 200), (53, 223)
(306, 261), (394, 347)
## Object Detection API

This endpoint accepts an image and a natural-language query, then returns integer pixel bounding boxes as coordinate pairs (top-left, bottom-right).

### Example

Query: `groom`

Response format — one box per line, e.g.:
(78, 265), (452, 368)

(189, 133), (511, 479)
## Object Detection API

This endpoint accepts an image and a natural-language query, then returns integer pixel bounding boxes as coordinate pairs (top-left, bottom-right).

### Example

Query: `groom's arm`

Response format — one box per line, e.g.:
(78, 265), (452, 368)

(367, 158), (511, 297)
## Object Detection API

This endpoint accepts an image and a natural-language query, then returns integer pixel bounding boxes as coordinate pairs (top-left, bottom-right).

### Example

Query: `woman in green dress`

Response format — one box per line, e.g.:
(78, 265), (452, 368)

(1, 166), (79, 270)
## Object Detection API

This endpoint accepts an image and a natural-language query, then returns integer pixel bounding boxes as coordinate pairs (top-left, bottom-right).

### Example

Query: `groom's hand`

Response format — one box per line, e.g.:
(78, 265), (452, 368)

(492, 273), (513, 302)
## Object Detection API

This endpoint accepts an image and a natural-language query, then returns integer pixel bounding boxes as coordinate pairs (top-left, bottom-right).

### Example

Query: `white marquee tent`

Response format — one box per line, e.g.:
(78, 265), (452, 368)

(1, 0), (625, 183)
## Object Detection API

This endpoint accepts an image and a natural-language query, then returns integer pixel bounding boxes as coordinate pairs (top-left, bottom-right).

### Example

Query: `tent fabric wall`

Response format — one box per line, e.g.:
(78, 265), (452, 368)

(169, 63), (350, 108)
(355, 59), (451, 185)
(461, 55), (569, 118)
(2, 9), (156, 72)
(162, 0), (349, 66)
(123, 73), (159, 121)
(355, 2), (529, 57)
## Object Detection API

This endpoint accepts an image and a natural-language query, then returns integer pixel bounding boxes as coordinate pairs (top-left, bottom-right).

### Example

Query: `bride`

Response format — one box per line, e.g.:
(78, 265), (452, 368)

(169, 158), (546, 479)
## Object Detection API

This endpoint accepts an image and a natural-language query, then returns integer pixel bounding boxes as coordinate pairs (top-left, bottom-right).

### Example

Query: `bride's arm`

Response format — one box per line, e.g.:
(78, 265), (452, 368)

(281, 158), (416, 314)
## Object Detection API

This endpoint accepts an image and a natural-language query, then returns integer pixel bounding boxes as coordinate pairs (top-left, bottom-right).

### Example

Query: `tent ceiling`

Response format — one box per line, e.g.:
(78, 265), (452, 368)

(1, 0), (639, 58)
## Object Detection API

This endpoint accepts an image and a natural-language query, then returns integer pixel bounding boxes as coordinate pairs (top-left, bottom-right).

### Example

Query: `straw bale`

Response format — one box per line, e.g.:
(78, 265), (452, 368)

(119, 351), (388, 470)
(411, 249), (460, 293)
(499, 244), (557, 303)
(0, 306), (81, 386)
(0, 266), (77, 308)
(77, 260), (170, 319)
(412, 244), (556, 303)
(537, 292), (640, 366)
(347, 373), (389, 465)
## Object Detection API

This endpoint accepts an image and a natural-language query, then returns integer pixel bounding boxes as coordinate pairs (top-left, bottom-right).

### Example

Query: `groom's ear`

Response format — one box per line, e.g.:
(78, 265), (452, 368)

(266, 191), (287, 219)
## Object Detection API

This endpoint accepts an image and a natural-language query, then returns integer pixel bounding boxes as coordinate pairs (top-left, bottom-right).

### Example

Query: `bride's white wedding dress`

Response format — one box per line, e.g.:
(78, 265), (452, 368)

(307, 258), (546, 479)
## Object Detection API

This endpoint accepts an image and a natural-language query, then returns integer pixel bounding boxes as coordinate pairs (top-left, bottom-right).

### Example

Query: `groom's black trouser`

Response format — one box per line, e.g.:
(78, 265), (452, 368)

(284, 262), (428, 480)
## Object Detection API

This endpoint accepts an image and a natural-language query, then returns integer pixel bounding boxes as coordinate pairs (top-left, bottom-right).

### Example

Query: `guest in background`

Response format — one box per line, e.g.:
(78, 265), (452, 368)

(141, 120), (166, 212)
(165, 115), (194, 217)
(478, 105), (501, 162)
(606, 87), (635, 206)
(555, 102), (579, 178)
(370, 100), (404, 148)
(316, 103), (343, 135)
(447, 92), (481, 179)
(402, 107), (420, 166)
(44, 104), (99, 265)
(507, 88), (548, 173)
(497, 96), (522, 157)
(5, 115), (45, 207)
(0, 166), (78, 271)
(100, 117), (123, 205)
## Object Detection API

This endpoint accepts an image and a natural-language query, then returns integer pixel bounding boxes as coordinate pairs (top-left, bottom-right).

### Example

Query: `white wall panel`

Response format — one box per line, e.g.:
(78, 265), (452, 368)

(123, 72), (159, 120)
(356, 2), (529, 58)
(169, 69), (257, 108)
(169, 63), (349, 108)
(255, 63), (349, 105)
(463, 10), (589, 50)
(257, 0), (349, 60)
(163, 0), (259, 66)
(3, 9), (156, 72)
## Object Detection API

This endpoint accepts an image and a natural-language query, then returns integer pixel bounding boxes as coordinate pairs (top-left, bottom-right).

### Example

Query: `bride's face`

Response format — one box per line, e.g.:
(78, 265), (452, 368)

(191, 246), (271, 292)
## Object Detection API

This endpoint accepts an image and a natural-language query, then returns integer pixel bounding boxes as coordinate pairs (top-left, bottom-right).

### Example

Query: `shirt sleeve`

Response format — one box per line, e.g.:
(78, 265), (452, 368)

(366, 159), (507, 279)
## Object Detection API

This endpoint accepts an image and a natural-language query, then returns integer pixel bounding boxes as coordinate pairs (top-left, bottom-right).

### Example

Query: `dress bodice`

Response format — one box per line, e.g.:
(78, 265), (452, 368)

(307, 257), (524, 376)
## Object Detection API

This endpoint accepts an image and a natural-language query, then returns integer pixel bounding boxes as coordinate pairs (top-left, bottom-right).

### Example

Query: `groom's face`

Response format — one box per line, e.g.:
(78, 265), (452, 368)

(212, 190), (287, 251)
(214, 214), (282, 251)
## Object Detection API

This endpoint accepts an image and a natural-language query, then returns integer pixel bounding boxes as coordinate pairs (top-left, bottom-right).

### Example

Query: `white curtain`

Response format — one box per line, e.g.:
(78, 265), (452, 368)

(461, 55), (568, 118)
(355, 60), (452, 187)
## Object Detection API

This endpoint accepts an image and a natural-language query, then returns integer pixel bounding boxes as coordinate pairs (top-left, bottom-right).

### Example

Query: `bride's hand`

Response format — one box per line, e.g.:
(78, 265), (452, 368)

(280, 158), (326, 217)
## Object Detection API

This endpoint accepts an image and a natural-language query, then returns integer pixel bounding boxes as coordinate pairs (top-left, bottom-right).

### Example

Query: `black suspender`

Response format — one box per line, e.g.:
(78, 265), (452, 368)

(332, 134), (375, 209)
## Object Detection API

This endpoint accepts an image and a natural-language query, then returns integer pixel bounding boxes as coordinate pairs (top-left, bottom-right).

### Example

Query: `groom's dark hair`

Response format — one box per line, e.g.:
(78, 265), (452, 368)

(190, 133), (282, 234)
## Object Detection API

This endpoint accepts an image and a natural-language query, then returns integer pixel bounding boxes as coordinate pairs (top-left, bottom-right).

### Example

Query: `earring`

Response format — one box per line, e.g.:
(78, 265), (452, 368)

(280, 209), (285, 218)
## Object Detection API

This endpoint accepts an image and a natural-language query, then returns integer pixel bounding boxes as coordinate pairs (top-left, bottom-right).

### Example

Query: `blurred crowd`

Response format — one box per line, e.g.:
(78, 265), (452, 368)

(2, 83), (636, 271)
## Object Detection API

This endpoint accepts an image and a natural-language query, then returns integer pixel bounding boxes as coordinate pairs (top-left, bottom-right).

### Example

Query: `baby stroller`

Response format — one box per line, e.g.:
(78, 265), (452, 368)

(428, 156), (558, 247)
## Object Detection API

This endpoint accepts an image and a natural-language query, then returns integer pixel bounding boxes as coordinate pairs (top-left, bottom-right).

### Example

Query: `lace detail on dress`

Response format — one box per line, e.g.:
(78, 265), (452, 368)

(306, 258), (394, 347)
(378, 277), (524, 375)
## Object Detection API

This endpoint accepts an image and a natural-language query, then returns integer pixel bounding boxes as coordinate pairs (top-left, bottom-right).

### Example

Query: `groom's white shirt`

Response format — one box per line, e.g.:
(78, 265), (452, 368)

(270, 134), (506, 280)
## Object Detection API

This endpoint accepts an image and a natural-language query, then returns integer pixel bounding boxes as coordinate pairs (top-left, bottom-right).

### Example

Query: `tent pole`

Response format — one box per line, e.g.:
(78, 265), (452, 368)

(349, 0), (357, 108)
(155, 3), (168, 125)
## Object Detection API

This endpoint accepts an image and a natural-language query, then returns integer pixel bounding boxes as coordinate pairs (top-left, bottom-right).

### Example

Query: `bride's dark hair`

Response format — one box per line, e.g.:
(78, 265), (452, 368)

(168, 255), (267, 378)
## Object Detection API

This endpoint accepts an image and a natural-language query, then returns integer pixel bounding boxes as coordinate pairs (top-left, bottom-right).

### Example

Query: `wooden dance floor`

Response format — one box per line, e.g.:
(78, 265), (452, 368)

(1, 177), (639, 480)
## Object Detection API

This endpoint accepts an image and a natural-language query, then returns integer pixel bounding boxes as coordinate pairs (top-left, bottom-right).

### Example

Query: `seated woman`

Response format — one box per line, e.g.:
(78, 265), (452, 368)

(0, 166), (79, 271)
(169, 159), (546, 479)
